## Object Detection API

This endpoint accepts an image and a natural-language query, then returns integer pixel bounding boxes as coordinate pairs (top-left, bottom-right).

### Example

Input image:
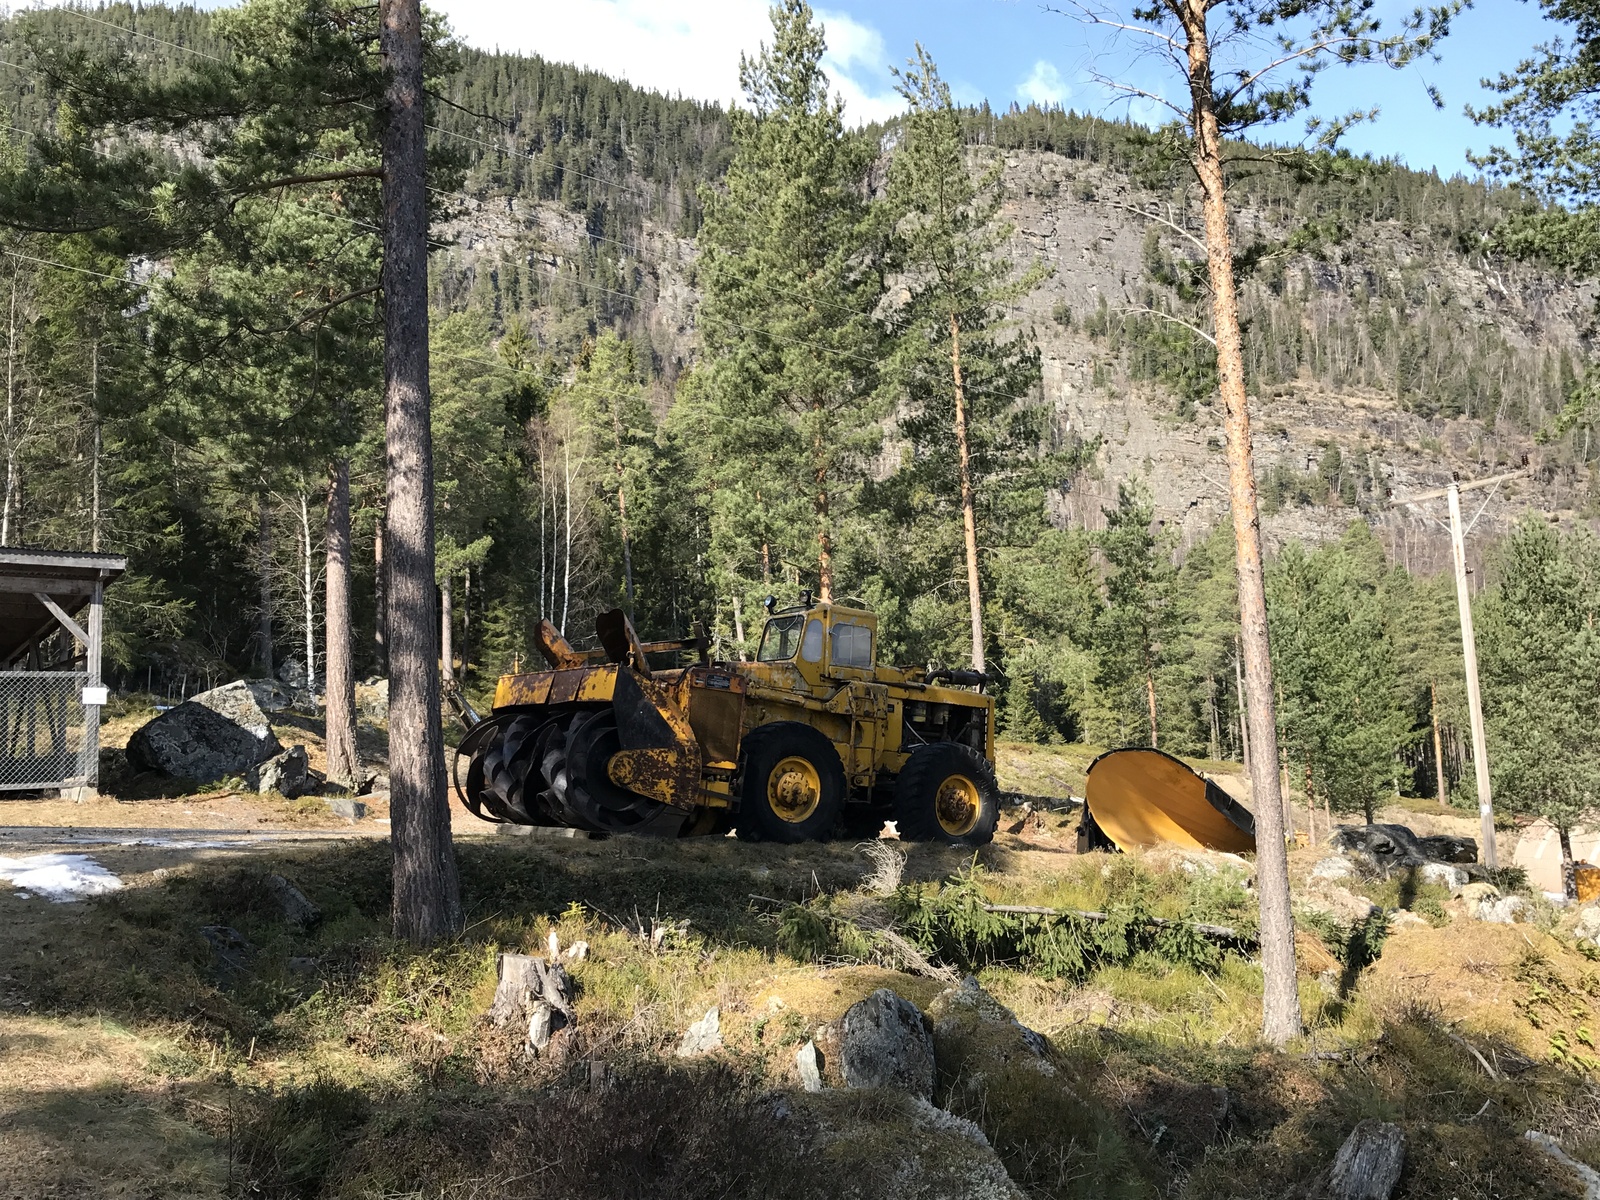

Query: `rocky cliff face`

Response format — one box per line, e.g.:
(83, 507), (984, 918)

(442, 143), (1597, 575)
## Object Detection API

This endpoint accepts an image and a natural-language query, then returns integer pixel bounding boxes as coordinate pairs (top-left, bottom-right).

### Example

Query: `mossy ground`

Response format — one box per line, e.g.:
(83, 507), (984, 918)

(1, 746), (1597, 1197)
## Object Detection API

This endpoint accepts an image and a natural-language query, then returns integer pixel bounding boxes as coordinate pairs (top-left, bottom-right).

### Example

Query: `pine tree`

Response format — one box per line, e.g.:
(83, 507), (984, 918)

(692, 0), (883, 604)
(885, 45), (1046, 673)
(1478, 517), (1600, 898)
(1093, 484), (1176, 748)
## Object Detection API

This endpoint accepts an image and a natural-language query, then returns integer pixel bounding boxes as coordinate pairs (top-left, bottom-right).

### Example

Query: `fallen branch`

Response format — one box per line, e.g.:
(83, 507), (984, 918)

(982, 904), (1256, 946)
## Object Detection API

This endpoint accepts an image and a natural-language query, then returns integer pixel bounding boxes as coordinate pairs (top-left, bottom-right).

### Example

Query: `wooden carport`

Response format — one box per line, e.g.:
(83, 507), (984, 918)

(0, 547), (126, 793)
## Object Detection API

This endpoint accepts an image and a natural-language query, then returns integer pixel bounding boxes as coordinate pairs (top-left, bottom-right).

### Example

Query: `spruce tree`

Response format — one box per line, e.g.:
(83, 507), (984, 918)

(692, 0), (883, 604)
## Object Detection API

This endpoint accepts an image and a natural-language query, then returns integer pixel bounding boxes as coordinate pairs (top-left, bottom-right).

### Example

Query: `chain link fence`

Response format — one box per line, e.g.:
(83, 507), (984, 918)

(0, 671), (91, 791)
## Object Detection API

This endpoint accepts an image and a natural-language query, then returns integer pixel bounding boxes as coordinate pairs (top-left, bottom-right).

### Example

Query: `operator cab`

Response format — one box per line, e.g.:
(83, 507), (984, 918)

(755, 597), (878, 682)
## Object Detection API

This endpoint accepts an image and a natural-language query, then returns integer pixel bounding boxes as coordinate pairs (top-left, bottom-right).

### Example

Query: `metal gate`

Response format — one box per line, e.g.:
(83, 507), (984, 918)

(0, 671), (91, 791)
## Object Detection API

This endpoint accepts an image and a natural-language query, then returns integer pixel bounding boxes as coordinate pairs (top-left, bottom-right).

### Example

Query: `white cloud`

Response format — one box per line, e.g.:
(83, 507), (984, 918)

(1017, 60), (1071, 108)
(435, 0), (903, 125)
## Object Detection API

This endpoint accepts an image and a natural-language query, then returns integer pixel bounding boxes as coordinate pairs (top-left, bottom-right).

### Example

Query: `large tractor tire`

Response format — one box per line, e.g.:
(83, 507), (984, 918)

(736, 722), (846, 843)
(893, 742), (999, 846)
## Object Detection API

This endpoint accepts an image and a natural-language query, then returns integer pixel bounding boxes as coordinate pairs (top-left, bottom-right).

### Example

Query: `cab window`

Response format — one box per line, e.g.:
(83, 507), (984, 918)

(757, 614), (805, 661)
(830, 620), (873, 669)
(800, 618), (824, 662)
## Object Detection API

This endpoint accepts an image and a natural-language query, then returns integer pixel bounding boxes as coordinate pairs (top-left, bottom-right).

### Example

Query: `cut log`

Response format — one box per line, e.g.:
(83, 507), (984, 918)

(1326, 1120), (1405, 1200)
(981, 904), (1254, 946)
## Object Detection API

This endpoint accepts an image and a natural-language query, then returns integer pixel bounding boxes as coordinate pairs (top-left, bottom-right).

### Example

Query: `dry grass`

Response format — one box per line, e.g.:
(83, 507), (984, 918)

(1, 811), (1598, 1199)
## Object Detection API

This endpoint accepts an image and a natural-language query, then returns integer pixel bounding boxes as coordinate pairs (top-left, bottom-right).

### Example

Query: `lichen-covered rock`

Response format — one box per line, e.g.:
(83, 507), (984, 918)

(838, 989), (935, 1100)
(783, 1089), (1025, 1200)
(253, 745), (311, 797)
(1300, 884), (1380, 929)
(126, 700), (280, 783)
(924, 977), (1143, 1194)
(677, 1006), (722, 1057)
(190, 680), (278, 744)
(1420, 861), (1469, 892)
(1576, 904), (1600, 947)
(1478, 895), (1529, 925)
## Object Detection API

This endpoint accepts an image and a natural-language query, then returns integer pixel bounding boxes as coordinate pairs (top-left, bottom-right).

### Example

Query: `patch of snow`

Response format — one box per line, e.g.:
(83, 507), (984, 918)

(0, 853), (123, 902)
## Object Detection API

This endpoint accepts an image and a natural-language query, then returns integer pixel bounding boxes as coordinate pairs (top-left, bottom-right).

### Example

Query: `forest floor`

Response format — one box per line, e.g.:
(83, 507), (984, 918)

(0, 706), (1590, 1198)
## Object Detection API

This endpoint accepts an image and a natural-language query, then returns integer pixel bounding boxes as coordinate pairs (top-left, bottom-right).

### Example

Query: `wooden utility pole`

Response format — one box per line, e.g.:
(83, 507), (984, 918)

(1400, 469), (1525, 869)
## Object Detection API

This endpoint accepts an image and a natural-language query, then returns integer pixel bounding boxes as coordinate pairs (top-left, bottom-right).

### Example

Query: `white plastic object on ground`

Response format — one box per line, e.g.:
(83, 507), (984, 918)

(0, 853), (124, 902)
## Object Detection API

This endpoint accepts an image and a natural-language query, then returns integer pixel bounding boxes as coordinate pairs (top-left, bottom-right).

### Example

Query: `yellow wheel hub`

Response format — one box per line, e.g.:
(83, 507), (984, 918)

(935, 774), (982, 837)
(768, 756), (822, 823)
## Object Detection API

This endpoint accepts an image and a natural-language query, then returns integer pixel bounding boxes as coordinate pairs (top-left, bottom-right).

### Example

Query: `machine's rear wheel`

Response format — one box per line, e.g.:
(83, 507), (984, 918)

(894, 743), (999, 846)
(736, 722), (845, 843)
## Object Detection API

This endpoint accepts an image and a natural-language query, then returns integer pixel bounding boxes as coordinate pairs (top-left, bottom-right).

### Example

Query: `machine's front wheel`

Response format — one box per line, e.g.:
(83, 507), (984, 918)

(893, 742), (999, 846)
(736, 722), (845, 843)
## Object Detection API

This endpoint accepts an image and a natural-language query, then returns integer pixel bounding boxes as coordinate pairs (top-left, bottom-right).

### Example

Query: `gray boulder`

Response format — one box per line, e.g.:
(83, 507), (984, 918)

(127, 700), (280, 783)
(253, 745), (311, 797)
(676, 1006), (722, 1057)
(190, 680), (279, 746)
(839, 988), (936, 1100)
(1330, 823), (1477, 878)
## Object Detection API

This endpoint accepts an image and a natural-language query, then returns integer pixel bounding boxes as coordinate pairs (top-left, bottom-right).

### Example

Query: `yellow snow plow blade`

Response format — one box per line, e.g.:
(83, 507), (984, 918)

(1084, 748), (1256, 854)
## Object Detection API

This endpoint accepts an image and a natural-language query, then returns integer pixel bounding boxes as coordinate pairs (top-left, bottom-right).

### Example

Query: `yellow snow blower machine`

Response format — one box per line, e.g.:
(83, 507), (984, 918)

(452, 598), (998, 844)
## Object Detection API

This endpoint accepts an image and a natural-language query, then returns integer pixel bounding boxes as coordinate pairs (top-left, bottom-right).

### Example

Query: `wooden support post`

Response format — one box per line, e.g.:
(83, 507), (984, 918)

(85, 578), (103, 789)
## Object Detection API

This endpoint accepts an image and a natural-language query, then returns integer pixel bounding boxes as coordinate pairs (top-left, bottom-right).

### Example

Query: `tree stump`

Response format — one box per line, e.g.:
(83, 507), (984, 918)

(1326, 1120), (1405, 1200)
(488, 953), (575, 1057)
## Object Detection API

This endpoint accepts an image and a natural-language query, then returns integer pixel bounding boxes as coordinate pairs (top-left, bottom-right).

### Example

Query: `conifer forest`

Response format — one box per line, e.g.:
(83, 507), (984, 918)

(2, 0), (1592, 839)
(8, 1), (1600, 1196)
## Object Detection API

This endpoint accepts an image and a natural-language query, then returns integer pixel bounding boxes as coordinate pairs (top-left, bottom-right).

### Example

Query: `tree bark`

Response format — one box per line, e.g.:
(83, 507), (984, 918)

(1178, 0), (1300, 1045)
(299, 492), (316, 689)
(91, 343), (101, 553)
(949, 313), (985, 672)
(2, 277), (17, 546)
(814, 421), (832, 602)
(1430, 679), (1448, 806)
(1559, 825), (1577, 902)
(373, 507), (387, 674)
(440, 570), (454, 684)
(1145, 668), (1159, 748)
(611, 399), (635, 619)
(381, 0), (461, 943)
(257, 494), (274, 677)
(324, 459), (360, 790)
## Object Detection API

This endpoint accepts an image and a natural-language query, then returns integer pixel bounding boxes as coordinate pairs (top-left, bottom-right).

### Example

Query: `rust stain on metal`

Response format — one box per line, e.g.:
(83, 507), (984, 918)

(534, 620), (585, 670)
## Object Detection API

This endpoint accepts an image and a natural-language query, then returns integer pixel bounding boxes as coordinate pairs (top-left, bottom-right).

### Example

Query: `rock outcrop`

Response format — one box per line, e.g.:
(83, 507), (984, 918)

(126, 700), (280, 783)
(190, 680), (279, 745)
(252, 745), (311, 797)
(837, 988), (936, 1100)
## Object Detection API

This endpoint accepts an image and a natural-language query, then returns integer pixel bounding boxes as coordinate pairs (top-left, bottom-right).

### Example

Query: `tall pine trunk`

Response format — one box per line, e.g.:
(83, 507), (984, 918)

(949, 313), (985, 672)
(611, 401), (635, 619)
(299, 494), (315, 689)
(440, 572), (454, 684)
(324, 459), (360, 789)
(257, 495), (274, 677)
(813, 417), (832, 602)
(1180, 0), (1299, 1045)
(1430, 679), (1448, 805)
(1559, 825), (1577, 901)
(381, 0), (461, 944)
(1145, 667), (1159, 748)
(373, 507), (387, 674)
(2, 278), (17, 546)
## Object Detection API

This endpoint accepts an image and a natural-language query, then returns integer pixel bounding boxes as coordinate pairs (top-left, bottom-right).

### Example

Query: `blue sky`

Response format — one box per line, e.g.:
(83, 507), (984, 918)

(434, 0), (1561, 179)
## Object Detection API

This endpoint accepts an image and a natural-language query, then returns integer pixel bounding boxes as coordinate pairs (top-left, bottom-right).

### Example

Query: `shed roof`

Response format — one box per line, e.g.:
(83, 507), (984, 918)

(0, 547), (127, 665)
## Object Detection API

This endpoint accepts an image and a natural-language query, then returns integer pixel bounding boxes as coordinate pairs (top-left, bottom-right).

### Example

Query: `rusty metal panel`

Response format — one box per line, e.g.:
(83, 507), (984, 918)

(496, 670), (555, 708)
(684, 666), (746, 766)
